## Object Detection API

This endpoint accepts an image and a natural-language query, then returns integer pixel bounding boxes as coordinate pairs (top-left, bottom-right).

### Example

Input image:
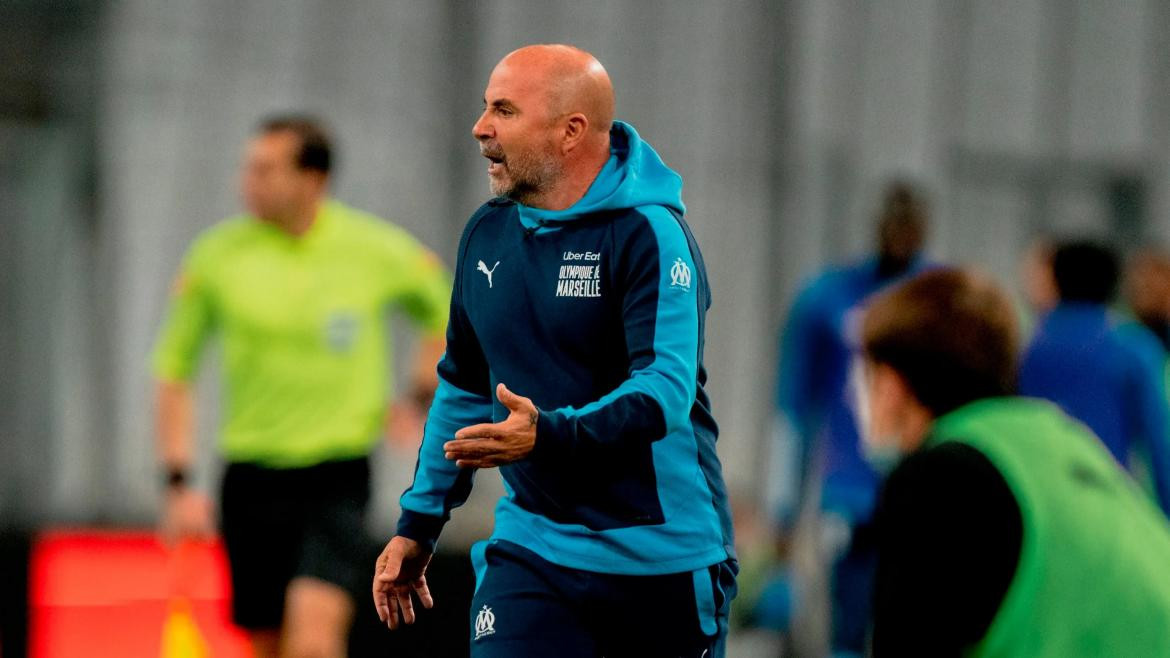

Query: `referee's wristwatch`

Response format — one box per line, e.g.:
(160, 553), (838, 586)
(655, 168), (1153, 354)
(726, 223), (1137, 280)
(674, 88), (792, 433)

(163, 466), (190, 491)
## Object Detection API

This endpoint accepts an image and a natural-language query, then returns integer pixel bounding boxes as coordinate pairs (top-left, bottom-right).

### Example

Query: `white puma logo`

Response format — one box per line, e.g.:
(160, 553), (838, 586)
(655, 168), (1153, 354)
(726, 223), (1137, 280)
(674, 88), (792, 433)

(477, 260), (500, 288)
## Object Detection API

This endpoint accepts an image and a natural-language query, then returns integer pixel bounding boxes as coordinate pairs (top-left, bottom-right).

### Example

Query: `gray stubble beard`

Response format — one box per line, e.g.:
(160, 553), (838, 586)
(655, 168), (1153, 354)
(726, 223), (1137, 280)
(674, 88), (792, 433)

(491, 147), (564, 207)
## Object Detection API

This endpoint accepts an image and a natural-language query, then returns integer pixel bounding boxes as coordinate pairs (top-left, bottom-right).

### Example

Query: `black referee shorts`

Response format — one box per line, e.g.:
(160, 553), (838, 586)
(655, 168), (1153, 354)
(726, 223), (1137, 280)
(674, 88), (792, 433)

(220, 457), (371, 630)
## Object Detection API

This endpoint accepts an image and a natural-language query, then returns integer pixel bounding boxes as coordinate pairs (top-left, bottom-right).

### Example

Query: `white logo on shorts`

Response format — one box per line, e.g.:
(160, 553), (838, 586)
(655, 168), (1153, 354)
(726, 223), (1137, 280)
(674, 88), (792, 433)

(670, 257), (692, 290)
(474, 605), (496, 640)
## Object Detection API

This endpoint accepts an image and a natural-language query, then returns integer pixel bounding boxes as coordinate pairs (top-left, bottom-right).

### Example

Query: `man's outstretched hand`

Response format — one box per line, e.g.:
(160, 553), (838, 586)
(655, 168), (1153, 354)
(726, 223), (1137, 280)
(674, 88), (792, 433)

(444, 383), (538, 468)
(373, 536), (434, 630)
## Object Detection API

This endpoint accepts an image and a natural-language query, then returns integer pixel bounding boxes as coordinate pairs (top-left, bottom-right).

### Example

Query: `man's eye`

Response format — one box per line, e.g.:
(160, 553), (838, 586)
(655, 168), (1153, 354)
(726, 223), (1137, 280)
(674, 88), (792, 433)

(497, 107), (513, 117)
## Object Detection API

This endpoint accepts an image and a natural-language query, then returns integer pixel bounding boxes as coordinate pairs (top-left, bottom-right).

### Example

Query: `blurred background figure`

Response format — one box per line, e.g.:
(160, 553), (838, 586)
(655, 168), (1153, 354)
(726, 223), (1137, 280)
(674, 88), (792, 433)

(860, 268), (1170, 657)
(1018, 238), (1059, 322)
(1019, 241), (1170, 517)
(1117, 246), (1170, 499)
(772, 181), (930, 656)
(1124, 246), (1170, 351)
(151, 115), (450, 658)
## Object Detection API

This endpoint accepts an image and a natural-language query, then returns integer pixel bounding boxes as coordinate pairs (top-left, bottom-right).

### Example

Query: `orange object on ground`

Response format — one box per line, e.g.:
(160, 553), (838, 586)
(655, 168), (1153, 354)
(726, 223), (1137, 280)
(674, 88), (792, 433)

(29, 530), (250, 658)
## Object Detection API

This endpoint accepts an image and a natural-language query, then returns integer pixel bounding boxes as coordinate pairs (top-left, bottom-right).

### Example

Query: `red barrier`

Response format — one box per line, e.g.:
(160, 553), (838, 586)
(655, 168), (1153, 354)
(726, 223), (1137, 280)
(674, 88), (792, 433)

(29, 530), (251, 658)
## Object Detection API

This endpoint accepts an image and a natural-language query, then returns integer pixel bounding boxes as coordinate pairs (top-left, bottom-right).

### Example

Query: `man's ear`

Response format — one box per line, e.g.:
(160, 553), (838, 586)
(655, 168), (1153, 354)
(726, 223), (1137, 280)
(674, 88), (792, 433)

(561, 113), (589, 153)
(305, 170), (329, 196)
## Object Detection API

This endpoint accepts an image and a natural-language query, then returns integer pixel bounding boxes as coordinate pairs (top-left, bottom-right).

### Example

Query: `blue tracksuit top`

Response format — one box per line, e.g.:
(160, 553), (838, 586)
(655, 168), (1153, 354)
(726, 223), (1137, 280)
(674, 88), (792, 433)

(776, 258), (926, 523)
(1020, 303), (1170, 515)
(396, 121), (734, 575)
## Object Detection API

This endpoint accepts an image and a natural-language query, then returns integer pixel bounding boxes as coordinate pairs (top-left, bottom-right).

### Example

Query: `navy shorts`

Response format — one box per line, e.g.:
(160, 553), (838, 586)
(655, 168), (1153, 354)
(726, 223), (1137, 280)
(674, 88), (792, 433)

(468, 539), (737, 658)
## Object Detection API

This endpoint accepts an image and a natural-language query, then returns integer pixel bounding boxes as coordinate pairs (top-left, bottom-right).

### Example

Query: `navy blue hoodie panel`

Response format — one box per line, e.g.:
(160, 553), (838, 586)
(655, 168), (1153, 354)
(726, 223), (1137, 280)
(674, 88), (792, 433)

(544, 207), (674, 447)
(460, 202), (671, 530)
(396, 203), (499, 549)
(463, 205), (633, 410)
(437, 202), (495, 397)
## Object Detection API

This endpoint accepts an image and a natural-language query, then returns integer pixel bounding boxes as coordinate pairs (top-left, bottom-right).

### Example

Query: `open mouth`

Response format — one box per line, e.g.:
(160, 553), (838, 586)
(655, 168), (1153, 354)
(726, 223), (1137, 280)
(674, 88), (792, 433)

(483, 152), (505, 175)
(480, 144), (505, 165)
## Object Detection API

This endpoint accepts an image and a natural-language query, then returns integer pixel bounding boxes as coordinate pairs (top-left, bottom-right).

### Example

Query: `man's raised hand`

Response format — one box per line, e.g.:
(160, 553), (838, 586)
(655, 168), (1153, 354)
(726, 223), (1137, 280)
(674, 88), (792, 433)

(444, 383), (538, 468)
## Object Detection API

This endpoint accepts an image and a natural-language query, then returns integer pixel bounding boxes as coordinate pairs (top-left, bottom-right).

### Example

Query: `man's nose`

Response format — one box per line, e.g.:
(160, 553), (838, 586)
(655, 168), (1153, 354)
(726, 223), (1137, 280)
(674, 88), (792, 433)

(472, 112), (492, 141)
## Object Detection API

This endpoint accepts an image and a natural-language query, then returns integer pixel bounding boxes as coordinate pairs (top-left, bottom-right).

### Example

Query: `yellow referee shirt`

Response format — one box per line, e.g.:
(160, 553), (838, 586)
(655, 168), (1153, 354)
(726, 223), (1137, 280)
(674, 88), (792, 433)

(152, 200), (451, 468)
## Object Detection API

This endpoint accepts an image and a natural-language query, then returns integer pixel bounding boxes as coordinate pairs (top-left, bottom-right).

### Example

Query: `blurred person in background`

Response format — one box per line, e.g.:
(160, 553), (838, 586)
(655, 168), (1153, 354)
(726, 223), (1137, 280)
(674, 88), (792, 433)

(151, 115), (451, 658)
(1124, 245), (1170, 351)
(1117, 245), (1170, 497)
(859, 268), (1170, 656)
(1018, 238), (1059, 317)
(1016, 238), (1059, 342)
(1019, 241), (1170, 517)
(372, 44), (737, 657)
(773, 180), (929, 655)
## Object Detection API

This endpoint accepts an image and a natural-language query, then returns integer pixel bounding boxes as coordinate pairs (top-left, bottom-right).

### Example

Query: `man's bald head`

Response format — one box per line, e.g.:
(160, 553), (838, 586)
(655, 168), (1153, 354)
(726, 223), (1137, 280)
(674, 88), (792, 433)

(495, 44), (615, 133)
(472, 44), (616, 209)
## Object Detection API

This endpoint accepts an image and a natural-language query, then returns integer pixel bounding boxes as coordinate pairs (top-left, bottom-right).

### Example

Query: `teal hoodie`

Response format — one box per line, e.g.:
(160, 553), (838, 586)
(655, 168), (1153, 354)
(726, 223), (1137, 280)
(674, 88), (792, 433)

(397, 120), (735, 593)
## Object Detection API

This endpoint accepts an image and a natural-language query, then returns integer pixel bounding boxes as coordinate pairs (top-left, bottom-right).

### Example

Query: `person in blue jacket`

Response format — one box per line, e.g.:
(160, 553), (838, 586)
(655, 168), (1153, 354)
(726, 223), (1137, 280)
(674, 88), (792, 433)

(1020, 240), (1170, 517)
(774, 181), (929, 655)
(371, 45), (736, 657)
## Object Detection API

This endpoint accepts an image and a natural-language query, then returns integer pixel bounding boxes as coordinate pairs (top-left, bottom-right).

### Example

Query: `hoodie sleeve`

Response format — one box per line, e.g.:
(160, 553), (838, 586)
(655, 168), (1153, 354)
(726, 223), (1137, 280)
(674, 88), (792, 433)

(533, 206), (703, 458)
(396, 217), (494, 552)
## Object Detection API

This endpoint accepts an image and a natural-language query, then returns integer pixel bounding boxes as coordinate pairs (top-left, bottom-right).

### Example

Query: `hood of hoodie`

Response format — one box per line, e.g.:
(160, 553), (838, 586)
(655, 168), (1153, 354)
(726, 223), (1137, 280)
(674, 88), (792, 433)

(516, 120), (685, 231)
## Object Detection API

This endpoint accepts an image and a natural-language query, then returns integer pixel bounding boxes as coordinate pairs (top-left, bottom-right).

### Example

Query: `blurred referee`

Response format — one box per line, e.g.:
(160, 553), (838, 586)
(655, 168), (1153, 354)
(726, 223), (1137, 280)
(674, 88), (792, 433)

(151, 115), (450, 658)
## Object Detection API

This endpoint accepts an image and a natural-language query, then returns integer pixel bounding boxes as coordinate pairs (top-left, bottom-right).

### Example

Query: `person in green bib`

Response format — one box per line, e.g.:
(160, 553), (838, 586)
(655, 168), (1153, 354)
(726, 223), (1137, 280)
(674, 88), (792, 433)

(853, 268), (1170, 656)
(151, 115), (451, 658)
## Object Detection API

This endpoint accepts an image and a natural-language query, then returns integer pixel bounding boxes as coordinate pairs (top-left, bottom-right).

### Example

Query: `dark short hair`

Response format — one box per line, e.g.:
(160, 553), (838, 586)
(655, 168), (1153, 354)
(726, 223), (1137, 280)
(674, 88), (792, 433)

(257, 114), (333, 175)
(876, 180), (928, 265)
(1052, 241), (1118, 304)
(862, 268), (1019, 417)
(878, 180), (928, 230)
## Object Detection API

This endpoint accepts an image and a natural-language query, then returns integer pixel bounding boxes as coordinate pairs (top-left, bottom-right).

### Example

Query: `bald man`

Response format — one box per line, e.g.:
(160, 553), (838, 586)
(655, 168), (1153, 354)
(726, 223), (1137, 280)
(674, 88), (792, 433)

(372, 45), (737, 657)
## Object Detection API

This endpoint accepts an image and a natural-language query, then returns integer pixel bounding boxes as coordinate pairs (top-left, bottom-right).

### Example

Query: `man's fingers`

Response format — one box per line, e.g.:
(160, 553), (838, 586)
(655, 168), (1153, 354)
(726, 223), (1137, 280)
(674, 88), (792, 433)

(496, 382), (517, 408)
(387, 598), (400, 630)
(373, 541), (433, 631)
(445, 438), (504, 458)
(455, 458), (497, 469)
(413, 577), (434, 609)
(454, 422), (502, 441)
(496, 382), (531, 412)
(373, 589), (391, 623)
(396, 587), (416, 625)
(373, 553), (391, 622)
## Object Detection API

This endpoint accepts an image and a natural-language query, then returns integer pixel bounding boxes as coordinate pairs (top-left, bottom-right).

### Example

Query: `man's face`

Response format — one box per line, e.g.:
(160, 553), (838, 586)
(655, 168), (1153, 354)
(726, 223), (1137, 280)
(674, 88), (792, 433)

(878, 217), (925, 269)
(851, 358), (916, 467)
(240, 131), (320, 220)
(1127, 257), (1170, 321)
(1020, 244), (1058, 314)
(471, 63), (564, 203)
